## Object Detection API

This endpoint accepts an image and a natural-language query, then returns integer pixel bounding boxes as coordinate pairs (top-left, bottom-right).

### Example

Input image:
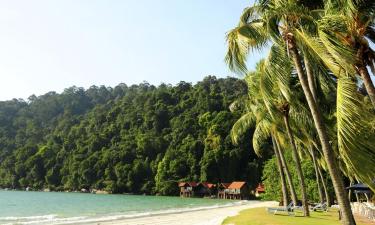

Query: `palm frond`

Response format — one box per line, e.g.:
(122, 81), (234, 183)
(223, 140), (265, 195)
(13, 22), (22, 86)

(294, 29), (343, 77)
(225, 21), (268, 74)
(252, 119), (271, 157)
(337, 76), (375, 191)
(231, 112), (255, 145)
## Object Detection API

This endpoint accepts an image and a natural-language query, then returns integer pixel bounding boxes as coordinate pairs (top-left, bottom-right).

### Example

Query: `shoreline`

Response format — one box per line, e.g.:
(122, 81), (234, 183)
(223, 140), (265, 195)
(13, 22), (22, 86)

(80, 200), (278, 225)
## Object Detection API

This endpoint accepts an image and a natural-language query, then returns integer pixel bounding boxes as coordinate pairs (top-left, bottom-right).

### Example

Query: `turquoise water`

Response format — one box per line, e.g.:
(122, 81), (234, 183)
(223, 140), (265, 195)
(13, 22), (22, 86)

(0, 190), (244, 224)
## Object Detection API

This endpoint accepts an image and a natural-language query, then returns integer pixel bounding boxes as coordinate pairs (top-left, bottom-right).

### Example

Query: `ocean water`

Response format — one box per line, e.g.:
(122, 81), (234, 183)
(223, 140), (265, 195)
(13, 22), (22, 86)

(0, 190), (246, 224)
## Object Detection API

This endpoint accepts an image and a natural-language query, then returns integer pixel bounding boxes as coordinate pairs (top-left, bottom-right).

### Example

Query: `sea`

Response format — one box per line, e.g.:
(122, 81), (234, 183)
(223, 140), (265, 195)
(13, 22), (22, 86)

(0, 190), (248, 224)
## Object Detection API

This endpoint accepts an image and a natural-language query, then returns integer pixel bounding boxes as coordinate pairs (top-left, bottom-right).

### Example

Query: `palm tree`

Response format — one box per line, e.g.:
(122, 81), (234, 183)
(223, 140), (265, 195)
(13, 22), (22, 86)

(225, 1), (357, 223)
(318, 162), (331, 206)
(231, 97), (292, 206)
(232, 59), (309, 215)
(274, 135), (298, 205)
(279, 102), (309, 214)
(297, 3), (375, 190)
(310, 146), (324, 203)
(316, 0), (375, 108)
(230, 62), (302, 206)
(272, 136), (289, 206)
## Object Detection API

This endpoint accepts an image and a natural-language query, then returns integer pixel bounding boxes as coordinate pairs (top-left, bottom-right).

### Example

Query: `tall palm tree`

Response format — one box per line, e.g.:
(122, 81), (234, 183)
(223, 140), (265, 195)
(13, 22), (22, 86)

(317, 0), (375, 108)
(296, 3), (375, 190)
(274, 135), (298, 205)
(279, 102), (309, 213)
(232, 58), (309, 215)
(310, 147), (324, 203)
(272, 136), (289, 206)
(225, 1), (358, 223)
(318, 162), (331, 206)
(231, 95), (294, 206)
(230, 62), (301, 204)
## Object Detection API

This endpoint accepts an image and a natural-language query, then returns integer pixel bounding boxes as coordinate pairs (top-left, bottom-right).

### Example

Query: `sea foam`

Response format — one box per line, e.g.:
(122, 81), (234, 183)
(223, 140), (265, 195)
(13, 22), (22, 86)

(0, 200), (255, 225)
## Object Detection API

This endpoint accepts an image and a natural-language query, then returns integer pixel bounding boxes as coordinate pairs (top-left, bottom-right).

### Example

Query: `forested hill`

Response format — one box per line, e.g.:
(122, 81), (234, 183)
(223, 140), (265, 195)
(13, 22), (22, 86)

(0, 76), (266, 195)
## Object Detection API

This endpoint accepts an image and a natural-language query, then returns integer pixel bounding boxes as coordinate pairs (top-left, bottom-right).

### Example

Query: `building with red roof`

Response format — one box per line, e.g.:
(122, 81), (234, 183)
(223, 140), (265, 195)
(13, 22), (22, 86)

(178, 181), (250, 199)
(255, 183), (265, 197)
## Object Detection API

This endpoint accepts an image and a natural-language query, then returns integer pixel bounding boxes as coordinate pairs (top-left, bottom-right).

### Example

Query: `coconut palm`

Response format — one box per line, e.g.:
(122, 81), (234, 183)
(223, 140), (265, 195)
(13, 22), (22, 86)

(231, 92), (295, 206)
(225, 1), (357, 223)
(272, 136), (289, 206)
(232, 58), (310, 215)
(273, 134), (298, 205)
(231, 61), (301, 205)
(316, 0), (375, 108)
(296, 1), (375, 190)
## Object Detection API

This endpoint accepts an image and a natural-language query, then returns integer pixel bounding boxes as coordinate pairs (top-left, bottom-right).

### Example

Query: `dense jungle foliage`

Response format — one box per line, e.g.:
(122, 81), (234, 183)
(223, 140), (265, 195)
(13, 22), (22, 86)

(0, 76), (271, 195)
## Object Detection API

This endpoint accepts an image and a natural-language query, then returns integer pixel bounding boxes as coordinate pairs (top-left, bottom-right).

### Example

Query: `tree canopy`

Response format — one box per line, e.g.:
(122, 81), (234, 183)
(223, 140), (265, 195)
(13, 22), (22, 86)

(0, 76), (267, 195)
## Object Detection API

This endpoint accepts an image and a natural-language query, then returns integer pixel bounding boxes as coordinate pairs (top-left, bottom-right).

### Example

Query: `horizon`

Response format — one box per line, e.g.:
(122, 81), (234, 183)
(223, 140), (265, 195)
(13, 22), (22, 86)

(0, 0), (264, 101)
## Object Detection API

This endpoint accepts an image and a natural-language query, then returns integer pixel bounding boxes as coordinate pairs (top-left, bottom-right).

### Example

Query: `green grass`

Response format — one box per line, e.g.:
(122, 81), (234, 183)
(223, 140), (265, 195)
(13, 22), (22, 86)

(222, 207), (368, 225)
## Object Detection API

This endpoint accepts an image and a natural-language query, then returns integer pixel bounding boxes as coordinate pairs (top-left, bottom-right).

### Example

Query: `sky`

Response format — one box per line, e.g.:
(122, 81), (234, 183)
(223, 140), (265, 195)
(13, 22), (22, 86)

(0, 0), (265, 101)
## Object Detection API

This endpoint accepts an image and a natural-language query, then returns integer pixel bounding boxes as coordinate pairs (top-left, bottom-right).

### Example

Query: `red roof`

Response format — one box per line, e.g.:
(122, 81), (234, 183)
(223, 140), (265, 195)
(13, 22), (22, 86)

(200, 182), (216, 189)
(178, 182), (198, 187)
(256, 183), (265, 192)
(219, 183), (231, 188)
(207, 183), (215, 189)
(228, 181), (247, 189)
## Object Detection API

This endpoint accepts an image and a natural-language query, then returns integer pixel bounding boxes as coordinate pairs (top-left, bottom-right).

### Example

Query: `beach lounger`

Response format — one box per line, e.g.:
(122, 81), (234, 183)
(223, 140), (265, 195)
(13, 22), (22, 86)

(311, 202), (328, 212)
(267, 202), (295, 216)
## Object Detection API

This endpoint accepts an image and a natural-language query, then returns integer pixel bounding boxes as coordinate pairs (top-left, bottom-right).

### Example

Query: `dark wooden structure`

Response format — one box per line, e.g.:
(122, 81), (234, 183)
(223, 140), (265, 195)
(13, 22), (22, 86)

(217, 183), (231, 199)
(226, 181), (250, 200)
(179, 181), (250, 199)
(179, 182), (197, 197)
(201, 182), (217, 197)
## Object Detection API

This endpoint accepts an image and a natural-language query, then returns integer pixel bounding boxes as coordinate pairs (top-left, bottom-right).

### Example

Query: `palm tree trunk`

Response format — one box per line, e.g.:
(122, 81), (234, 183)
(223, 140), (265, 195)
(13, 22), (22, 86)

(289, 43), (356, 225)
(303, 56), (331, 207)
(310, 147), (324, 203)
(305, 57), (325, 204)
(357, 65), (375, 109)
(283, 114), (310, 216)
(318, 165), (331, 207)
(275, 137), (298, 205)
(304, 56), (318, 102)
(272, 136), (289, 206)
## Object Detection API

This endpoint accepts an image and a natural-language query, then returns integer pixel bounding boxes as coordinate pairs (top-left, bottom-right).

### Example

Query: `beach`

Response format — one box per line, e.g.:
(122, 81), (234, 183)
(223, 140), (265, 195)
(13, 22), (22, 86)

(91, 201), (277, 225)
(0, 191), (277, 225)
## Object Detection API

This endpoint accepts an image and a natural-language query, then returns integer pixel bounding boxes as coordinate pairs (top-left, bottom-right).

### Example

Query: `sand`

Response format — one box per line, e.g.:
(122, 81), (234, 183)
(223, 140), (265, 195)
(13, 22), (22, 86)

(90, 201), (277, 225)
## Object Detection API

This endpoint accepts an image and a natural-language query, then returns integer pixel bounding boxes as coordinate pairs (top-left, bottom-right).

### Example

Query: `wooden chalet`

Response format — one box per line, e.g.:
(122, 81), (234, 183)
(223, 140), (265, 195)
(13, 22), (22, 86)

(217, 183), (231, 199)
(179, 182), (213, 197)
(201, 182), (217, 197)
(178, 181), (250, 200)
(179, 182), (198, 197)
(226, 181), (250, 200)
(194, 183), (210, 197)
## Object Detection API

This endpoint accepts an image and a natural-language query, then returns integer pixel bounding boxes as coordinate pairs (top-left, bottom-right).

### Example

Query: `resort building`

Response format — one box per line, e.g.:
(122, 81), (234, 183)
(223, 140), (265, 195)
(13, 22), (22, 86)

(179, 182), (214, 197)
(218, 183), (231, 199)
(179, 181), (252, 199)
(201, 182), (217, 197)
(226, 181), (250, 200)
(179, 182), (198, 197)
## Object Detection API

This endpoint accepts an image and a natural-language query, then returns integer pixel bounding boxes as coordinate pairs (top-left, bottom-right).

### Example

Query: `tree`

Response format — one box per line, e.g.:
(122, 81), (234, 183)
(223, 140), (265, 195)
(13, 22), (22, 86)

(231, 61), (306, 208)
(317, 0), (375, 108)
(225, 1), (364, 223)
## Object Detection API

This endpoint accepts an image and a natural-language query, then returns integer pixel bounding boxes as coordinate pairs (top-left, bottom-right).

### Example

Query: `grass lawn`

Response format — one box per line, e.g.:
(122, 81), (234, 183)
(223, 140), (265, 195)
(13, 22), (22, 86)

(222, 207), (369, 225)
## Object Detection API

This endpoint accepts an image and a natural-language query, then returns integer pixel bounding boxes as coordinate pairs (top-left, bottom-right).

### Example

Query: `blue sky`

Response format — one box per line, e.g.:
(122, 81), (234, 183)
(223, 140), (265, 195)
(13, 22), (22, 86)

(0, 0), (264, 101)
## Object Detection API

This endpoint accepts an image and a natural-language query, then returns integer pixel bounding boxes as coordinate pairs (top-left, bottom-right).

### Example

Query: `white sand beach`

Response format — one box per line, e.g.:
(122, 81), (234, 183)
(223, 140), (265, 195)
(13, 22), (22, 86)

(92, 201), (277, 225)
